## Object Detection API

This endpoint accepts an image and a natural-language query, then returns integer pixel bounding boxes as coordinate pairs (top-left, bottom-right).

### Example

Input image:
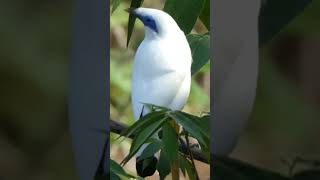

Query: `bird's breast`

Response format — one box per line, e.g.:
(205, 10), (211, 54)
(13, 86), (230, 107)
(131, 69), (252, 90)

(133, 37), (192, 78)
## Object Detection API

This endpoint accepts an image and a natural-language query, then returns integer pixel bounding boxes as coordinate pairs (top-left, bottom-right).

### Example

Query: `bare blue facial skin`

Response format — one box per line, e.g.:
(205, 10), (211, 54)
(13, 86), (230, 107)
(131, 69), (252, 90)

(137, 15), (159, 33)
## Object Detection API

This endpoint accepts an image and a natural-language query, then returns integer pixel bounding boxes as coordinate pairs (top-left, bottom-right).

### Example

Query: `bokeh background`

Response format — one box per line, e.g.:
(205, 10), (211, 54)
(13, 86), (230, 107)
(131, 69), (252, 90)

(109, 0), (210, 179)
(0, 0), (76, 180)
(232, 1), (320, 176)
(1, 0), (320, 180)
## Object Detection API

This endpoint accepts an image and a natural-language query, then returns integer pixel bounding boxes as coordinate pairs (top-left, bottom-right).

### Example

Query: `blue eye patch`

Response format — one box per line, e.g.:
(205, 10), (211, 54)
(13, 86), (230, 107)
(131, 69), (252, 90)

(140, 15), (158, 33)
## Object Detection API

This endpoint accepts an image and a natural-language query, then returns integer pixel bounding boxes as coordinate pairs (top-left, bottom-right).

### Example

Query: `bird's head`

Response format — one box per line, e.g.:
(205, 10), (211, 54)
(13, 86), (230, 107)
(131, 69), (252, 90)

(125, 7), (181, 39)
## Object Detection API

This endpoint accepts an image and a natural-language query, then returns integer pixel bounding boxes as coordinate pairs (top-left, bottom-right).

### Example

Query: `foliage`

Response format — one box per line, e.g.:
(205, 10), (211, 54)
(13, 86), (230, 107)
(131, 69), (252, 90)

(119, 105), (210, 179)
(110, 159), (136, 179)
(163, 0), (206, 34)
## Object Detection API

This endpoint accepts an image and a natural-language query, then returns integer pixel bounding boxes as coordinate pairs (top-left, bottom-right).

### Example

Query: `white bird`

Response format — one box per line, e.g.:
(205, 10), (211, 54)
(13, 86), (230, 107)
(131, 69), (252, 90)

(126, 7), (192, 177)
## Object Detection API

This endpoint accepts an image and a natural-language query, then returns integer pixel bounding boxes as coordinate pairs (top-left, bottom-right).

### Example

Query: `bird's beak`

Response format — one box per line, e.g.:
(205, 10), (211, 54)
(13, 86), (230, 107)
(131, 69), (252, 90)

(124, 8), (136, 15)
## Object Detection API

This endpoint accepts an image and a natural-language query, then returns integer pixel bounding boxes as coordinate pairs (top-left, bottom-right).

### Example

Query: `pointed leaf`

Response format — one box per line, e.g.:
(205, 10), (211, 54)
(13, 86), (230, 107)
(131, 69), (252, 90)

(139, 141), (162, 160)
(127, 0), (144, 47)
(157, 150), (171, 180)
(162, 121), (179, 164)
(187, 34), (210, 75)
(199, 0), (210, 30)
(168, 111), (208, 148)
(122, 117), (167, 165)
(179, 154), (187, 177)
(164, 0), (206, 34)
(180, 156), (197, 180)
(119, 111), (165, 139)
(181, 112), (210, 139)
(110, 159), (135, 178)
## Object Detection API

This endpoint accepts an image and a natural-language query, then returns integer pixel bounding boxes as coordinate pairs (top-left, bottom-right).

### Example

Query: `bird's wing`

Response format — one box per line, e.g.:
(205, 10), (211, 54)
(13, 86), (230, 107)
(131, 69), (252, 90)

(131, 70), (186, 121)
(131, 35), (192, 121)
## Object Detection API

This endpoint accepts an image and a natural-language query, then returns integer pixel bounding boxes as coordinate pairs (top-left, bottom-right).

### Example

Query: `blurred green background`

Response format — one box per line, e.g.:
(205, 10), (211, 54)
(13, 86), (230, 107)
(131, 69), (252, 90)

(0, 0), (76, 180)
(110, 1), (210, 179)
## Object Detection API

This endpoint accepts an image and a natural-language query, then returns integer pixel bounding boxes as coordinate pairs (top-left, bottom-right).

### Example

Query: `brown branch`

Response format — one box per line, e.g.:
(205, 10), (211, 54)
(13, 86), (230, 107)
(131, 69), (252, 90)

(109, 119), (209, 164)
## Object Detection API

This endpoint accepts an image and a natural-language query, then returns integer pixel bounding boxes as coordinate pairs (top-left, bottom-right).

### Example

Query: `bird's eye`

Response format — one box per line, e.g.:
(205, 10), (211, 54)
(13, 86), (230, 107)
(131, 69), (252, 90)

(146, 18), (151, 22)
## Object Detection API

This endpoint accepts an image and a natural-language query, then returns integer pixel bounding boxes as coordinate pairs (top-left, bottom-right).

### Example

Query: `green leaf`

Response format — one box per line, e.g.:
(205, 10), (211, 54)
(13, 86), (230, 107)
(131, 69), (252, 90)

(127, 0), (144, 47)
(168, 111), (208, 149)
(110, 171), (121, 180)
(110, 159), (135, 178)
(187, 34), (210, 75)
(157, 150), (171, 180)
(164, 0), (206, 34)
(199, 0), (210, 30)
(179, 154), (187, 177)
(122, 116), (167, 165)
(162, 121), (179, 164)
(111, 0), (123, 14)
(139, 141), (162, 160)
(180, 156), (197, 180)
(182, 112), (210, 139)
(182, 113), (210, 160)
(119, 111), (166, 139)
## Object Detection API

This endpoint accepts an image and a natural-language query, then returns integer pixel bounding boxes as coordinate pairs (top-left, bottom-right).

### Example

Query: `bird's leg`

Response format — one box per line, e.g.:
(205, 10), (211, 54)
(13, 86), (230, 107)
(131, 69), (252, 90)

(171, 121), (180, 180)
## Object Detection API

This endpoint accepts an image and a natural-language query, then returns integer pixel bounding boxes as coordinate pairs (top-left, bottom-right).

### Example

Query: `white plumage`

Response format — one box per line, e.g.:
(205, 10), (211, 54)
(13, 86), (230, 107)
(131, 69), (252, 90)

(131, 8), (192, 121)
(128, 7), (192, 177)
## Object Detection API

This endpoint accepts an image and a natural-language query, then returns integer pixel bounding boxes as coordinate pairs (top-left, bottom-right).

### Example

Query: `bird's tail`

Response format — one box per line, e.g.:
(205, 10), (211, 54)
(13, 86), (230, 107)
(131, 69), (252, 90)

(135, 130), (161, 178)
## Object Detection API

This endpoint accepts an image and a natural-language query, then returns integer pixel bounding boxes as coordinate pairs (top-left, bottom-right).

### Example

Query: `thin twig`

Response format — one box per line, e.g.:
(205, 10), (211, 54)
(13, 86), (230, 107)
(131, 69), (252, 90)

(185, 131), (200, 180)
